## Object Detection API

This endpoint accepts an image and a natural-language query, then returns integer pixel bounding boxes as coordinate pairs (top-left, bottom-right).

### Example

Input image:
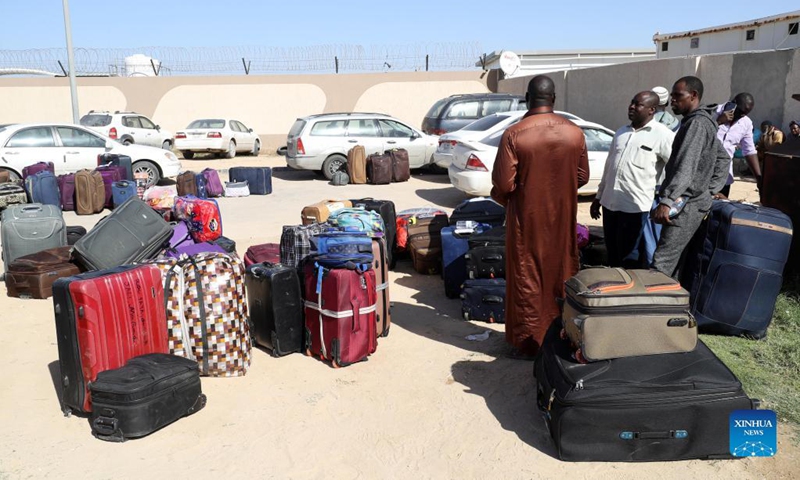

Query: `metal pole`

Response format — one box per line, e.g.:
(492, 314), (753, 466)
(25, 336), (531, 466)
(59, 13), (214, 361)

(62, 0), (79, 124)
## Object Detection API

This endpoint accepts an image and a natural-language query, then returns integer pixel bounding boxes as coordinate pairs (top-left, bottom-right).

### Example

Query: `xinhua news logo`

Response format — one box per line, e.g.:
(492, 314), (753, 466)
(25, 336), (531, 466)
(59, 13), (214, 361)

(730, 410), (777, 457)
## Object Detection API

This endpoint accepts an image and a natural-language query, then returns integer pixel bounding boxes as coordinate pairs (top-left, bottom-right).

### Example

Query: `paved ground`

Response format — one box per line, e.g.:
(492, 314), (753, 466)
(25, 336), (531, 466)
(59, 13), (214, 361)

(0, 155), (794, 479)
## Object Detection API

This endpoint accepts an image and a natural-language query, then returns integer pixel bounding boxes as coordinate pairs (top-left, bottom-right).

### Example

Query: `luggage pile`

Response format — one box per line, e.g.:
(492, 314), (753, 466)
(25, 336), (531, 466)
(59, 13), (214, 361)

(344, 145), (411, 185)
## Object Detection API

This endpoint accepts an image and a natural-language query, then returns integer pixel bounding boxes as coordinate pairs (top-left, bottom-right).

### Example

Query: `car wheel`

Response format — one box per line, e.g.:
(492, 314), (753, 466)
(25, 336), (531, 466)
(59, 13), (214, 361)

(251, 140), (261, 156)
(161, 140), (171, 150)
(321, 154), (347, 180)
(182, 151), (195, 160)
(132, 160), (161, 187)
(122, 137), (133, 146)
(0, 168), (21, 182)
(225, 140), (236, 159)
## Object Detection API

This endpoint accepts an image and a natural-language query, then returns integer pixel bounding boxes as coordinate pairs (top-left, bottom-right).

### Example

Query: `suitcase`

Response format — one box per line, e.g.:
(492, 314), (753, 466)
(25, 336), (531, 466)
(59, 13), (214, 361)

(201, 168), (224, 197)
(25, 171), (61, 207)
(1, 203), (66, 273)
(229, 166), (272, 195)
(408, 213), (449, 275)
(280, 223), (328, 268)
(367, 153), (392, 185)
(681, 200), (793, 338)
(167, 220), (193, 250)
(465, 227), (506, 279)
(0, 170), (9, 183)
(246, 262), (305, 356)
(173, 196), (223, 243)
(461, 278), (506, 323)
(210, 236), (236, 254)
(195, 173), (208, 199)
(534, 323), (758, 462)
(52, 264), (169, 414)
(371, 237), (391, 337)
(21, 161), (54, 180)
(442, 224), (492, 298)
(315, 230), (374, 256)
(224, 180), (250, 197)
(387, 148), (410, 182)
(72, 198), (172, 271)
(66, 225), (87, 246)
(350, 198), (397, 268)
(301, 199), (352, 225)
(164, 241), (226, 259)
(563, 268), (696, 362)
(57, 174), (76, 211)
(74, 169), (105, 215)
(89, 353), (206, 442)
(97, 153), (133, 181)
(449, 197), (506, 227)
(111, 180), (137, 209)
(176, 171), (198, 197)
(0, 182), (28, 209)
(346, 145), (368, 184)
(303, 258), (377, 367)
(5, 246), (80, 299)
(244, 243), (281, 267)
(150, 253), (251, 377)
(95, 166), (125, 210)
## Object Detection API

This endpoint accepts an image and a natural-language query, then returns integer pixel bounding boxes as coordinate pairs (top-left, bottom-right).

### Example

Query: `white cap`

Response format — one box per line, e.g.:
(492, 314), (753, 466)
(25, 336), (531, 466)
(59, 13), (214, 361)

(652, 86), (670, 106)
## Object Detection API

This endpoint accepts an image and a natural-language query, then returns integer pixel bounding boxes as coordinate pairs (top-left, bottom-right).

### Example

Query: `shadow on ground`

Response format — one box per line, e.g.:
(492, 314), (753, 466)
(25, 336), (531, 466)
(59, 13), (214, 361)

(271, 166), (322, 182)
(414, 187), (466, 210)
(48, 360), (89, 419)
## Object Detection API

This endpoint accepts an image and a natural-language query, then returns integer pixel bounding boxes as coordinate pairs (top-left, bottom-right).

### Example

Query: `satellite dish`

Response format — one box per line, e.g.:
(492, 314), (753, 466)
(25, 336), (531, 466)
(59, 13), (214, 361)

(499, 51), (521, 76)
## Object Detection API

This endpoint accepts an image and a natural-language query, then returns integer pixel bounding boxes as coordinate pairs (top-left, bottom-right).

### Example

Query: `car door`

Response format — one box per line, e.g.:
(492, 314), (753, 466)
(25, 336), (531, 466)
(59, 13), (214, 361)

(235, 121), (255, 150)
(137, 116), (160, 147)
(230, 121), (251, 151)
(121, 116), (147, 146)
(0, 126), (61, 174)
(55, 126), (108, 173)
(377, 119), (427, 166)
(344, 119), (383, 156)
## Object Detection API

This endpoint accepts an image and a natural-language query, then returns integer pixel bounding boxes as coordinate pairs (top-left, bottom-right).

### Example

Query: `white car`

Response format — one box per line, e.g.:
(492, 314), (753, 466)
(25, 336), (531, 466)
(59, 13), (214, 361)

(174, 119), (261, 159)
(448, 119), (614, 197)
(80, 111), (174, 150)
(433, 110), (583, 168)
(0, 123), (181, 186)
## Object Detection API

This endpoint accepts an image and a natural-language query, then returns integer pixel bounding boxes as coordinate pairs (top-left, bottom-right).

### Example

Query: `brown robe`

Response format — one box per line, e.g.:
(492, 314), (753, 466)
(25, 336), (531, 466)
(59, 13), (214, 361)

(490, 108), (589, 355)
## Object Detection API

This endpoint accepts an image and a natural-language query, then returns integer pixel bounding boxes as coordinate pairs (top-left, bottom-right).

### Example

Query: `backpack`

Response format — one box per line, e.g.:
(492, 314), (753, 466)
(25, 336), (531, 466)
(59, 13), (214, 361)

(327, 207), (385, 237)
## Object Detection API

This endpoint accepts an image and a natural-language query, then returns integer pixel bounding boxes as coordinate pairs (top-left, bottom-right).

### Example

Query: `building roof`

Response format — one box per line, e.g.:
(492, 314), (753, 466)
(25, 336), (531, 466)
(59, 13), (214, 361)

(477, 48), (655, 65)
(653, 10), (800, 41)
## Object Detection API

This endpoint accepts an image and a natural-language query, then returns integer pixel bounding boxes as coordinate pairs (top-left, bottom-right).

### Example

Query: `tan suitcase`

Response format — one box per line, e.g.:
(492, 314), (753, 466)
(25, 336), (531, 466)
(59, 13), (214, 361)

(371, 237), (391, 337)
(346, 146), (367, 184)
(74, 169), (105, 215)
(563, 268), (696, 362)
(301, 199), (352, 225)
(407, 214), (448, 275)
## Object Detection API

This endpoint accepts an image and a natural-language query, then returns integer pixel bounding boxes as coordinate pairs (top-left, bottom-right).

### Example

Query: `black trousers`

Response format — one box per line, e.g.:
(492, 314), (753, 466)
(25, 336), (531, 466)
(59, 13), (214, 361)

(602, 208), (649, 269)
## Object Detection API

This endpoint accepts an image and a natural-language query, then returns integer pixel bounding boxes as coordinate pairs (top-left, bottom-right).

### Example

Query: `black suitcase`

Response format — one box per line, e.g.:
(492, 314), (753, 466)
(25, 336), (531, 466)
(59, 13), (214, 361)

(210, 236), (237, 254)
(534, 324), (758, 462)
(465, 227), (505, 279)
(449, 197), (505, 227)
(66, 225), (87, 246)
(245, 262), (305, 357)
(90, 354), (206, 442)
(351, 197), (397, 268)
(461, 278), (505, 323)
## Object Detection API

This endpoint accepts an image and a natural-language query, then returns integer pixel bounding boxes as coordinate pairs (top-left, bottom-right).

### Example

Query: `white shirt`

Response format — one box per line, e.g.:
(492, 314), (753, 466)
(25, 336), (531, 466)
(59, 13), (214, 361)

(596, 119), (675, 213)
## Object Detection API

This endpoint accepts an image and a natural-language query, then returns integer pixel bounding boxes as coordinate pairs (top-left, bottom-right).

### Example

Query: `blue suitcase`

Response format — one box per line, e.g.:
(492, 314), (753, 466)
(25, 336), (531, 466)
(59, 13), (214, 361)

(229, 166), (272, 195)
(442, 224), (491, 298)
(25, 171), (61, 208)
(461, 278), (506, 323)
(682, 200), (793, 338)
(195, 174), (208, 199)
(449, 197), (505, 227)
(315, 230), (373, 256)
(111, 180), (137, 208)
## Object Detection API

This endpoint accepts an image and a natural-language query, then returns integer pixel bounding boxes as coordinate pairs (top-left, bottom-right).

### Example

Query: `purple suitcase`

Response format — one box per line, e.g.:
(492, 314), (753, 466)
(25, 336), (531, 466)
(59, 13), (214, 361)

(58, 174), (76, 211)
(202, 169), (224, 198)
(165, 241), (226, 258)
(168, 221), (194, 249)
(95, 166), (124, 209)
(22, 161), (55, 180)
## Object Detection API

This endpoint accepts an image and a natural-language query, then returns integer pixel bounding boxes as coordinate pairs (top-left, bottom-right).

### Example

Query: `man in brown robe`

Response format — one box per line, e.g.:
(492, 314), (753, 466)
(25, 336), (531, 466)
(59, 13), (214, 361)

(490, 75), (589, 357)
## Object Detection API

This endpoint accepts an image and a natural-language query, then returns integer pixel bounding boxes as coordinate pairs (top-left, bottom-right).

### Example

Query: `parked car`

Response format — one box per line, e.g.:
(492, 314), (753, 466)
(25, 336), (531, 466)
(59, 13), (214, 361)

(421, 93), (527, 136)
(285, 112), (439, 179)
(80, 111), (174, 150)
(433, 110), (584, 168)
(448, 119), (614, 197)
(174, 119), (261, 159)
(0, 123), (181, 186)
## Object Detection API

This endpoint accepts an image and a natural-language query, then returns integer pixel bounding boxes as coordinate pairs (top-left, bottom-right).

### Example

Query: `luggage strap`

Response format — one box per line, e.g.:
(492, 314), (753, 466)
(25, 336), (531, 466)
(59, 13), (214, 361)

(303, 300), (378, 319)
(376, 281), (389, 292)
(165, 256), (210, 374)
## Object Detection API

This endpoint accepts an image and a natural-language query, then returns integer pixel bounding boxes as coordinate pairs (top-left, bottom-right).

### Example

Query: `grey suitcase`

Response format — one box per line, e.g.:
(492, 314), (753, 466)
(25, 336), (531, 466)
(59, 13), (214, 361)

(72, 198), (172, 271)
(1, 203), (66, 273)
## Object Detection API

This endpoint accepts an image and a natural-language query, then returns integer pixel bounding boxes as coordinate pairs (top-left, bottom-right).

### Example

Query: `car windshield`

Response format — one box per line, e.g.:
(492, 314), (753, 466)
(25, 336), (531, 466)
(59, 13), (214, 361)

(425, 98), (452, 118)
(188, 119), (225, 129)
(79, 114), (112, 127)
(462, 114), (509, 132)
(480, 130), (506, 148)
(583, 128), (614, 152)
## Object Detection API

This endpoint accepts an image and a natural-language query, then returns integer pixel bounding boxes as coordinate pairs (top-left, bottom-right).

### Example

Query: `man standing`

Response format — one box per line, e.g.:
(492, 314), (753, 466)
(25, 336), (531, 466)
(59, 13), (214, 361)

(491, 75), (589, 357)
(652, 76), (730, 278)
(652, 86), (680, 131)
(757, 121), (785, 166)
(590, 91), (674, 268)
(714, 93), (761, 197)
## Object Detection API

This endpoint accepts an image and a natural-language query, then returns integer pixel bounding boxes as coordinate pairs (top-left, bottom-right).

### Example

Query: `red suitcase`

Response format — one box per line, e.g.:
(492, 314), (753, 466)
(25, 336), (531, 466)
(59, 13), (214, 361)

(244, 243), (281, 267)
(303, 262), (377, 368)
(52, 264), (169, 415)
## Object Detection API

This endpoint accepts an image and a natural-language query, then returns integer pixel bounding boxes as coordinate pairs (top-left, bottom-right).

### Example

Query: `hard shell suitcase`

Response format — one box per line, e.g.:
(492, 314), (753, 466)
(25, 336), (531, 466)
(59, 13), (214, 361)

(25, 171), (61, 207)
(97, 153), (133, 181)
(95, 166), (125, 210)
(112, 180), (137, 209)
(52, 264), (169, 414)
(408, 214), (449, 275)
(1, 203), (66, 272)
(72, 198), (172, 271)
(303, 260), (377, 367)
(5, 246), (80, 299)
(301, 199), (352, 225)
(176, 171), (198, 197)
(347, 145), (368, 184)
(74, 169), (105, 215)
(22, 161), (54, 180)
(449, 197), (506, 227)
(367, 153), (392, 185)
(564, 268), (696, 362)
(350, 198), (397, 268)
(244, 243), (280, 267)
(280, 223), (328, 268)
(229, 166), (272, 195)
(682, 200), (793, 338)
(0, 182), (27, 209)
(371, 237), (391, 337)
(173, 196), (223, 243)
(201, 168), (224, 197)
(534, 324), (757, 462)
(461, 278), (506, 323)
(387, 148), (410, 182)
(195, 173), (208, 199)
(246, 262), (305, 356)
(90, 353), (206, 442)
(442, 224), (491, 298)
(57, 174), (76, 211)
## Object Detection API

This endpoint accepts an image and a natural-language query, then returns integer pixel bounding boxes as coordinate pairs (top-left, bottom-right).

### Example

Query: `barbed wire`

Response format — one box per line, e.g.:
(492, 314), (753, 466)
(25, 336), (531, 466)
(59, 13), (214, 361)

(0, 43), (483, 76)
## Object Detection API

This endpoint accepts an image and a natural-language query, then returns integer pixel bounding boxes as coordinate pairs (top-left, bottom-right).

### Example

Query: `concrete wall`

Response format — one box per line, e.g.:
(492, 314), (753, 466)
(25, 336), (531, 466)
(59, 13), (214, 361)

(0, 71), (488, 150)
(498, 48), (800, 133)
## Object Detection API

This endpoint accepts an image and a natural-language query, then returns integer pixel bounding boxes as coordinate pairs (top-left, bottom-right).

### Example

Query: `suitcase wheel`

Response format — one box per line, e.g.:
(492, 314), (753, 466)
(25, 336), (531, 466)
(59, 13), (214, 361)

(381, 325), (390, 338)
(574, 349), (588, 364)
(488, 315), (495, 324)
(62, 406), (72, 418)
(331, 359), (341, 369)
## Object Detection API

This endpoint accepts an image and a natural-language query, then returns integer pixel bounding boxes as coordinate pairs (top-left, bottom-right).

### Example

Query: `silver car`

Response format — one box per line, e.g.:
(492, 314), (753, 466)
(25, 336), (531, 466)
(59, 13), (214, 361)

(285, 113), (439, 179)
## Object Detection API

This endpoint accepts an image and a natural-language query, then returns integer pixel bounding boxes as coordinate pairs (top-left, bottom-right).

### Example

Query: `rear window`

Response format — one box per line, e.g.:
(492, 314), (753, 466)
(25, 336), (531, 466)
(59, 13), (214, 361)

(481, 130), (506, 148)
(583, 128), (614, 152)
(288, 120), (306, 137)
(482, 99), (513, 116)
(188, 119), (225, 129)
(80, 114), (112, 127)
(445, 101), (480, 119)
(462, 114), (509, 132)
(310, 120), (346, 136)
(425, 98), (452, 119)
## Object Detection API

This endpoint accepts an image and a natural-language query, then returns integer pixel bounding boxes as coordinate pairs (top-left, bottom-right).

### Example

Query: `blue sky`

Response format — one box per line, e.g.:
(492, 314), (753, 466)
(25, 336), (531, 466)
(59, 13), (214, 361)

(0, 2), (791, 52)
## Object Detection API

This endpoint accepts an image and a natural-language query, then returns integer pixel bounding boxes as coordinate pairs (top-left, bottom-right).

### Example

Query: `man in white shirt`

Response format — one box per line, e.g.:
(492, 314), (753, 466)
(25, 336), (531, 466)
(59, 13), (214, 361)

(590, 91), (675, 268)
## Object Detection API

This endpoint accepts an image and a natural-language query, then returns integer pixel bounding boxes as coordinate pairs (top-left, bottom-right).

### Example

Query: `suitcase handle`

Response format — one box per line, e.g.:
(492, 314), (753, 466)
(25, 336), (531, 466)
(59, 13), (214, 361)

(484, 254), (502, 262)
(619, 430), (687, 440)
(482, 295), (503, 304)
(92, 416), (119, 436)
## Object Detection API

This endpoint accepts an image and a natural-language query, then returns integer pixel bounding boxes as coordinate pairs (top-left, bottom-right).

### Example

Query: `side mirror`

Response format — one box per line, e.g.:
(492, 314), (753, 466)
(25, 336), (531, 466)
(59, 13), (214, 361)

(249, 128), (253, 133)
(105, 139), (114, 149)
(155, 125), (161, 131)
(411, 132), (421, 140)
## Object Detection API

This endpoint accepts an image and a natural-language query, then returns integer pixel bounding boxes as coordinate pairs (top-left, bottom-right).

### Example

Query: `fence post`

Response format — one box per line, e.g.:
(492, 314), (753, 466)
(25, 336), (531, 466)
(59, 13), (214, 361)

(335, 56), (339, 74)
(242, 58), (251, 75)
(426, 54), (429, 71)
(150, 59), (161, 76)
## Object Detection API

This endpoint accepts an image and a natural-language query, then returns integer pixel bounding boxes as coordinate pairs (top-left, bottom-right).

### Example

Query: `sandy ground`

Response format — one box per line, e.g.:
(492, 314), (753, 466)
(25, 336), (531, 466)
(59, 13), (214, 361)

(0, 155), (795, 479)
